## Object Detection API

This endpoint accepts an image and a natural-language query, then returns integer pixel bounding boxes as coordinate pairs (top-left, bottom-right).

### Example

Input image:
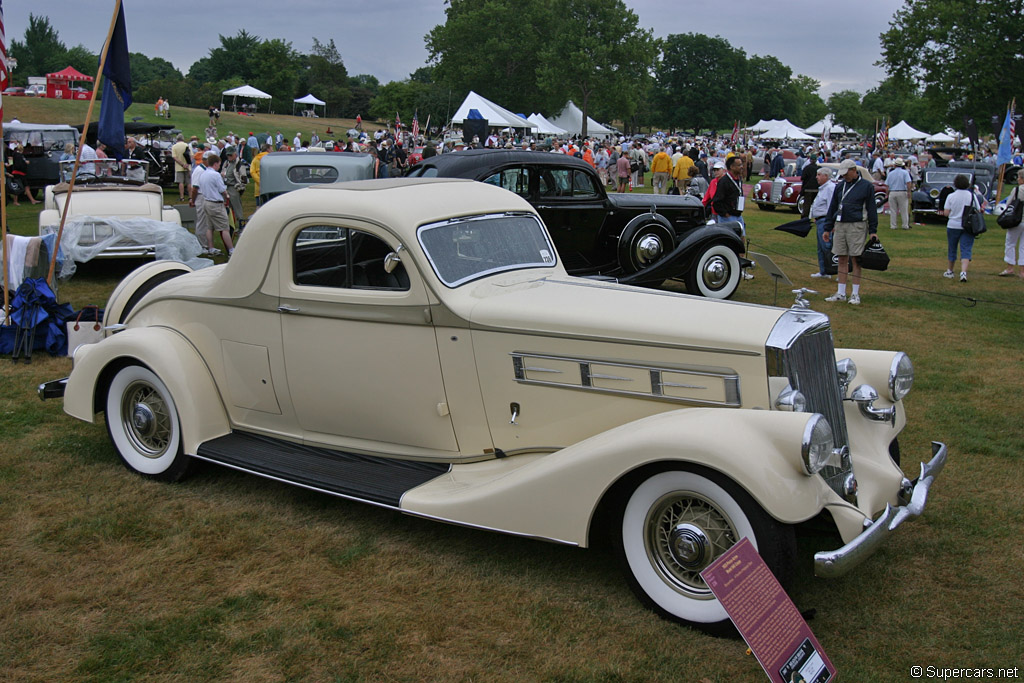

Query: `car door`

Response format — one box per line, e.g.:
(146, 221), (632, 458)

(531, 166), (610, 271)
(277, 218), (459, 453)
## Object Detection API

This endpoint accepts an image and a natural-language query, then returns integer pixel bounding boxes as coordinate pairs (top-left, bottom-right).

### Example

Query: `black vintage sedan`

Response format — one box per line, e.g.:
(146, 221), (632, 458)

(406, 150), (748, 298)
(912, 160), (997, 222)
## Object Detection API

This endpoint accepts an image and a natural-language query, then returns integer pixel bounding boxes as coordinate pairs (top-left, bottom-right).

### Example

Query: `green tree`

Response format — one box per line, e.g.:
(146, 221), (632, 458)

(250, 39), (302, 104)
(9, 14), (67, 85)
(536, 0), (656, 136)
(425, 0), (554, 114)
(827, 89), (869, 133)
(789, 74), (827, 127)
(130, 53), (182, 86)
(879, 0), (1024, 125)
(654, 33), (748, 132)
(63, 45), (98, 82)
(746, 55), (795, 121)
(302, 38), (350, 117)
(860, 75), (944, 133)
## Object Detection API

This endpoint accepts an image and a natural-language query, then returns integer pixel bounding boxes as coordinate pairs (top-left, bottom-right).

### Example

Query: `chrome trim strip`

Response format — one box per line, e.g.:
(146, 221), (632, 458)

(510, 351), (741, 407)
(189, 452), (578, 546)
(814, 441), (947, 578)
(523, 366), (562, 374)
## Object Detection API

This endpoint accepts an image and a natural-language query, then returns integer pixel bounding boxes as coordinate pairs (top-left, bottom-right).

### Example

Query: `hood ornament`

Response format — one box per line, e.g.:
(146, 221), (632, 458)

(791, 288), (816, 309)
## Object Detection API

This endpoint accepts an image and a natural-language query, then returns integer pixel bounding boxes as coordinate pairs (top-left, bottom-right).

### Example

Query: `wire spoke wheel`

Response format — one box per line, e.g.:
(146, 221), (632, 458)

(121, 380), (173, 458)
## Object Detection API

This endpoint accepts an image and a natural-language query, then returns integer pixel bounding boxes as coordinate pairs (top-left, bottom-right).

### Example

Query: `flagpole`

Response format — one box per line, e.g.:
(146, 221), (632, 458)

(46, 0), (123, 286)
(1, 123), (9, 324)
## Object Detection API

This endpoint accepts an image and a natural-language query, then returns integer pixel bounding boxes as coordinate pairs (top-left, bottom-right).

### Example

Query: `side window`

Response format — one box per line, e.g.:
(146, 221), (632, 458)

(542, 169), (572, 197)
(293, 226), (408, 291)
(571, 170), (599, 198)
(500, 168), (530, 197)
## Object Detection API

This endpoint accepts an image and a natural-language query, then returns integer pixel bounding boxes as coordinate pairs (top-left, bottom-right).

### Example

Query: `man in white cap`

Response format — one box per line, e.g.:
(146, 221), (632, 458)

(884, 157), (913, 230)
(822, 159), (878, 305)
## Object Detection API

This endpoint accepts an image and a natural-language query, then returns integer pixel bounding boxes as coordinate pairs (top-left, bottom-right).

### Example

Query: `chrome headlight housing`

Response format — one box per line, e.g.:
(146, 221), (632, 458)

(801, 414), (834, 475)
(775, 384), (807, 412)
(888, 352), (914, 402)
(835, 358), (857, 397)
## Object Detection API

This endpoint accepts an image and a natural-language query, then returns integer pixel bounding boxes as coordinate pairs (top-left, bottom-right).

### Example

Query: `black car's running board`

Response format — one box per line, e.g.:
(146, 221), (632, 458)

(194, 432), (450, 508)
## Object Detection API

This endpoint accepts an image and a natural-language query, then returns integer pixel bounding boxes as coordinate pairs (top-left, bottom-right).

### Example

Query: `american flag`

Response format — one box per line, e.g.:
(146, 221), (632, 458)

(730, 120), (738, 144)
(1011, 100), (1017, 143)
(876, 118), (888, 150)
(395, 111), (401, 139)
(412, 110), (419, 141)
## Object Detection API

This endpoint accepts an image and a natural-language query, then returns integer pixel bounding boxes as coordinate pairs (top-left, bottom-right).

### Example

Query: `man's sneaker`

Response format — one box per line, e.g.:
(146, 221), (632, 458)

(810, 272), (830, 279)
(824, 292), (847, 302)
(848, 293), (861, 305)
(942, 270), (955, 278)
(207, 247), (222, 256)
(959, 272), (967, 282)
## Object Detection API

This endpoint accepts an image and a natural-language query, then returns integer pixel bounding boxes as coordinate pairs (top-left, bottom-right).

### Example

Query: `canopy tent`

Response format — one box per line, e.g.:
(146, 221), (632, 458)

(527, 113), (568, 136)
(222, 84), (272, 113)
(756, 120), (813, 140)
(749, 119), (784, 133)
(293, 93), (326, 117)
(925, 130), (959, 143)
(548, 101), (614, 138)
(45, 65), (93, 100)
(451, 91), (536, 130)
(803, 115), (853, 136)
(888, 120), (930, 141)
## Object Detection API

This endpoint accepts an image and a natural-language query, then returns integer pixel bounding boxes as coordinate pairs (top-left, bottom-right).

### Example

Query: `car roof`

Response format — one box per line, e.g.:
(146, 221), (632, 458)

(412, 149), (594, 178)
(4, 122), (78, 132)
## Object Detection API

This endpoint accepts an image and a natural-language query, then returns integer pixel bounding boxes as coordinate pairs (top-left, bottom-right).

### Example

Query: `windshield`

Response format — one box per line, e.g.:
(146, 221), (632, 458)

(417, 212), (557, 287)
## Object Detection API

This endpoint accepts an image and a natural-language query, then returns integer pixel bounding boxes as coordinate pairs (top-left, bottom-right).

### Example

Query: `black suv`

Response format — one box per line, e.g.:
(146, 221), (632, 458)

(406, 150), (748, 298)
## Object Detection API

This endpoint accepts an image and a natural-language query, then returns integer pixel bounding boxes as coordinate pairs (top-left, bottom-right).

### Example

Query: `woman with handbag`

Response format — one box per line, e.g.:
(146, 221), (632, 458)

(998, 172), (1024, 278)
(938, 174), (983, 282)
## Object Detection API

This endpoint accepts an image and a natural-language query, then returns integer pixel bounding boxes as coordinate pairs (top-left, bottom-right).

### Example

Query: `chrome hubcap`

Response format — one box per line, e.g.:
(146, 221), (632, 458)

(121, 381), (172, 458)
(702, 256), (729, 289)
(645, 492), (738, 596)
(635, 234), (664, 265)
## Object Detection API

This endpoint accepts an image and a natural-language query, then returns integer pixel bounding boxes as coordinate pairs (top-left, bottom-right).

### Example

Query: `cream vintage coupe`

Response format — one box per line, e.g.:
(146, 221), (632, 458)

(41, 178), (946, 633)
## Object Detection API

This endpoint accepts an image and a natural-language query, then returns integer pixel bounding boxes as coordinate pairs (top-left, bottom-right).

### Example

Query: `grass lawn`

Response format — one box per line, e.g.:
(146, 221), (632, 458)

(2, 104), (1023, 681)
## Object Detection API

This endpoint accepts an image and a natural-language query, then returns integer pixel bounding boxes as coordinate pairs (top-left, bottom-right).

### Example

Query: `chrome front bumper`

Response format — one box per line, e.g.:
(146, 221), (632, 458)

(814, 441), (947, 578)
(38, 377), (68, 400)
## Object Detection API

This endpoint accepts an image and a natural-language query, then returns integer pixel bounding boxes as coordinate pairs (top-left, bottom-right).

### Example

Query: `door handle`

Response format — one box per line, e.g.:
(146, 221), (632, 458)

(277, 305), (300, 313)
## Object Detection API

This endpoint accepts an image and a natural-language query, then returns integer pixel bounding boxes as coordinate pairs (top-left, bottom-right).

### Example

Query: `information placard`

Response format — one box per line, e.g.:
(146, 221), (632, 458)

(701, 538), (836, 683)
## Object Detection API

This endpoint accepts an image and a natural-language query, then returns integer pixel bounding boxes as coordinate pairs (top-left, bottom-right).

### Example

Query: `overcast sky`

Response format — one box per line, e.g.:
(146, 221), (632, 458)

(7, 0), (904, 98)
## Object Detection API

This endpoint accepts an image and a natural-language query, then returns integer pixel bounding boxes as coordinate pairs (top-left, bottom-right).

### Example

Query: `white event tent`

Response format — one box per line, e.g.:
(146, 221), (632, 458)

(803, 115), (853, 136)
(222, 84), (272, 112)
(527, 113), (567, 136)
(549, 101), (614, 138)
(293, 93), (326, 117)
(749, 119), (784, 133)
(451, 91), (537, 131)
(756, 119), (813, 140)
(925, 130), (960, 143)
(888, 120), (930, 141)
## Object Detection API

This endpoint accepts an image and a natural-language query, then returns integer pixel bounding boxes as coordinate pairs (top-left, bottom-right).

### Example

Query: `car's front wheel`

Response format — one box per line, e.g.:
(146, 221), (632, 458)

(875, 192), (887, 209)
(757, 202), (775, 211)
(615, 468), (795, 634)
(105, 365), (192, 482)
(618, 221), (676, 273)
(685, 243), (741, 299)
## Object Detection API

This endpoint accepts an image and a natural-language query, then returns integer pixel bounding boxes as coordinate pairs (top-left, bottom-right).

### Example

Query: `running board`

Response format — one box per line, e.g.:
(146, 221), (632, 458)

(195, 432), (450, 507)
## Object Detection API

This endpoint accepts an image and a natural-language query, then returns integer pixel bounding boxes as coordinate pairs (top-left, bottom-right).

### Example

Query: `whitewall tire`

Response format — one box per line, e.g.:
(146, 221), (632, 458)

(105, 365), (191, 482)
(685, 244), (741, 299)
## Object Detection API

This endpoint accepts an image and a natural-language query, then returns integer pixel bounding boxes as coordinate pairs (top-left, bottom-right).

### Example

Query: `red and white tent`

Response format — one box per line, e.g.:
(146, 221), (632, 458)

(45, 65), (93, 100)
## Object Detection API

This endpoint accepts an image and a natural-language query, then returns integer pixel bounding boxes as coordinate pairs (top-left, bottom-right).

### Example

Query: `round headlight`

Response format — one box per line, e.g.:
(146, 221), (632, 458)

(889, 352), (914, 401)
(929, 188), (940, 198)
(801, 414), (834, 475)
(784, 187), (793, 197)
(775, 384), (807, 412)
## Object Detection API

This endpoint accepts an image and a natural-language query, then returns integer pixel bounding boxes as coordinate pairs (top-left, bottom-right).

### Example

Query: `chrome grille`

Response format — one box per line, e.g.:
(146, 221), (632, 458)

(770, 182), (783, 203)
(766, 310), (853, 501)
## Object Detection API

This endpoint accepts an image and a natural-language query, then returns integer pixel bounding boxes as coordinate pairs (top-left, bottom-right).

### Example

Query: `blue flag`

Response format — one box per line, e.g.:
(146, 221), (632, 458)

(996, 107), (1014, 167)
(97, 3), (131, 160)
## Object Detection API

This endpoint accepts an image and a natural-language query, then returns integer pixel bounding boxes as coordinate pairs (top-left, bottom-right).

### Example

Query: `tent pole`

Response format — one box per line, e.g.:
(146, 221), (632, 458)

(46, 0), (123, 287)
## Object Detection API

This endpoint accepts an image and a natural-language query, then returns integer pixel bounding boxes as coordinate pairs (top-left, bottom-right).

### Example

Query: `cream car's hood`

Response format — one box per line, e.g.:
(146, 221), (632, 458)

(450, 273), (784, 354)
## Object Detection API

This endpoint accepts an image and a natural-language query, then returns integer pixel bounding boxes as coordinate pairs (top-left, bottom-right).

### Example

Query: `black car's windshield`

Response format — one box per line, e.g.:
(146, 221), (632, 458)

(417, 212), (556, 287)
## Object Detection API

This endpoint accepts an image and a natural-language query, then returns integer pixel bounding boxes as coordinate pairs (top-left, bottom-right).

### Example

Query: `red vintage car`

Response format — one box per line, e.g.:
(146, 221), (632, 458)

(753, 162), (888, 213)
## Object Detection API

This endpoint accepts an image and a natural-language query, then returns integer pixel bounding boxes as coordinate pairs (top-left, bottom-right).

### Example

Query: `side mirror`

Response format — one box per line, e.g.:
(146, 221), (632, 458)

(383, 251), (402, 274)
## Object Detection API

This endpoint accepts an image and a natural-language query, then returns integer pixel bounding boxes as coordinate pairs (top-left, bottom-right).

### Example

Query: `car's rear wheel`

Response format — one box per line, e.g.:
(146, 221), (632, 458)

(105, 365), (192, 482)
(615, 468), (795, 635)
(685, 243), (741, 299)
(618, 221), (676, 273)
(875, 192), (887, 209)
(795, 195), (806, 214)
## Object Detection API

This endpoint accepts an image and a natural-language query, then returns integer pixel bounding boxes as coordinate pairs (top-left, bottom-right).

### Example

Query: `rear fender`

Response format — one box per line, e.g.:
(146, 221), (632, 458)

(618, 225), (744, 285)
(64, 327), (230, 455)
(401, 408), (834, 546)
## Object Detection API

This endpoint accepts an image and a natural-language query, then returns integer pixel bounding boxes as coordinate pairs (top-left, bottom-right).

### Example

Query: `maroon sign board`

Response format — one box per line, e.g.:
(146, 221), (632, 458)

(701, 537), (836, 683)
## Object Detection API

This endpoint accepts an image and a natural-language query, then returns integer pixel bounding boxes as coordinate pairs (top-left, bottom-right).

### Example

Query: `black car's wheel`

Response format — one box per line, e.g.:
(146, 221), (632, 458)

(105, 365), (192, 482)
(795, 195), (806, 214)
(757, 202), (776, 211)
(685, 243), (741, 299)
(617, 221), (676, 273)
(615, 468), (795, 634)
(875, 192), (887, 209)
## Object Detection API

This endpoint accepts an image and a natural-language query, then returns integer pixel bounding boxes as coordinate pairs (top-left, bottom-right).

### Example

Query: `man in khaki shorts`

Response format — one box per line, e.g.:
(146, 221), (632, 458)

(822, 159), (878, 305)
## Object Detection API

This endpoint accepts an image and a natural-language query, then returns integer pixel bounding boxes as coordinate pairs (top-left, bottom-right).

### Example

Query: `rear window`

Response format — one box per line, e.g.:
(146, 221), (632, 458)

(286, 165), (340, 184)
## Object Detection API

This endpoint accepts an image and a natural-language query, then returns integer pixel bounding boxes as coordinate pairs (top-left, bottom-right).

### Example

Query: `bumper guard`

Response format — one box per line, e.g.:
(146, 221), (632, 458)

(38, 377), (68, 401)
(814, 441), (947, 578)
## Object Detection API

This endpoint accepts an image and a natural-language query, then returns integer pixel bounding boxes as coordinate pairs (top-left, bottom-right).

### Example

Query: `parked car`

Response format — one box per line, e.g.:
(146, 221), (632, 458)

(3, 122), (80, 194)
(256, 151), (375, 203)
(3, 86), (26, 96)
(38, 159), (183, 259)
(25, 84), (47, 97)
(41, 178), (946, 634)
(74, 121), (179, 187)
(912, 161), (997, 221)
(406, 149), (748, 298)
(753, 162), (888, 213)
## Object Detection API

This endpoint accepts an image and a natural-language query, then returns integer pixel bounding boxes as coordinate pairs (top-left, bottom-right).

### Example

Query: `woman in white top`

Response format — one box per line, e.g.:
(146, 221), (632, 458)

(938, 174), (983, 282)
(998, 171), (1024, 279)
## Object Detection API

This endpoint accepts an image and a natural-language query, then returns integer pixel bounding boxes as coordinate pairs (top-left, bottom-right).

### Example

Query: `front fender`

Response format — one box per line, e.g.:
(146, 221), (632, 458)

(618, 225), (744, 285)
(64, 326), (230, 455)
(401, 408), (834, 546)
